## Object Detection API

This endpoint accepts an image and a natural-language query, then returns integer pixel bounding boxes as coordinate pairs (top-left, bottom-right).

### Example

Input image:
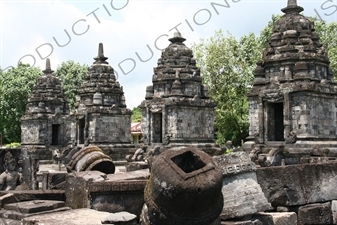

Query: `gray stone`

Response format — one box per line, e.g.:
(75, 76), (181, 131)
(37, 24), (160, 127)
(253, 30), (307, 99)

(256, 162), (337, 206)
(332, 200), (337, 225)
(221, 220), (262, 225)
(298, 202), (332, 225)
(22, 208), (115, 225)
(213, 152), (271, 220)
(252, 212), (297, 225)
(101, 211), (137, 224)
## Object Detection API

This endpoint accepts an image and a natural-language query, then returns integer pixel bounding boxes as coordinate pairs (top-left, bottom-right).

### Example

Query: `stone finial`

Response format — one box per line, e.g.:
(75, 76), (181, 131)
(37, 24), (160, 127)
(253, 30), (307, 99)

(42, 58), (54, 74)
(169, 32), (186, 44)
(94, 43), (108, 64)
(281, 0), (304, 13)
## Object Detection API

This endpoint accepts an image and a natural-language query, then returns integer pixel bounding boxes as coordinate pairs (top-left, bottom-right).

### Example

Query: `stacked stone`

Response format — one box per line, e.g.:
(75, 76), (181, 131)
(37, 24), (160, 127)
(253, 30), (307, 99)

(21, 58), (70, 148)
(244, 0), (337, 159)
(72, 43), (132, 147)
(213, 152), (271, 220)
(139, 33), (218, 154)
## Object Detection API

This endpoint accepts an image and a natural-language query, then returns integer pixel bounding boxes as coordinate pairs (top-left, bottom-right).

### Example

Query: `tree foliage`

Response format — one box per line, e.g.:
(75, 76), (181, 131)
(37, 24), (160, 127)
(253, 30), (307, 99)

(192, 15), (337, 146)
(0, 63), (41, 144)
(54, 61), (87, 109)
(131, 107), (141, 122)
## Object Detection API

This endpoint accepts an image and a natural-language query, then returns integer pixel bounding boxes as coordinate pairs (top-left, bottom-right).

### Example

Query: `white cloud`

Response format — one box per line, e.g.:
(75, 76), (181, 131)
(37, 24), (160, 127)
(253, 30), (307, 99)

(2, 0), (337, 109)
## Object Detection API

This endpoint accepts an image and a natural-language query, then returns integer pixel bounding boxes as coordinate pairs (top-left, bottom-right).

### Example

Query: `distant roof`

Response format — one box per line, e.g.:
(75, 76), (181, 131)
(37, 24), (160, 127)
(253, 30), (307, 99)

(131, 122), (142, 133)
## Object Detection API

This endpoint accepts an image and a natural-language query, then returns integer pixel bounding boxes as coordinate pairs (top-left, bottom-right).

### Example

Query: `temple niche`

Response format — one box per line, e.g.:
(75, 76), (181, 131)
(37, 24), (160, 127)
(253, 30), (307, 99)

(21, 59), (70, 159)
(244, 0), (337, 162)
(70, 43), (133, 158)
(139, 32), (219, 154)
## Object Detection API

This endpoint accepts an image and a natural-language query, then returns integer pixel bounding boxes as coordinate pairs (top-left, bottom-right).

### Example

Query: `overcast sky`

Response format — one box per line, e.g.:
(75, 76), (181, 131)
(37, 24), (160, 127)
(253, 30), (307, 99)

(1, 0), (337, 109)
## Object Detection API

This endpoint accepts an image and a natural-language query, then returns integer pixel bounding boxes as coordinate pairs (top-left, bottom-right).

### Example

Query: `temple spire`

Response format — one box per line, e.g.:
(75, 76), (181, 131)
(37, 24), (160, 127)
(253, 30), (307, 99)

(94, 43), (108, 64)
(281, 0), (303, 14)
(169, 32), (186, 44)
(42, 58), (54, 74)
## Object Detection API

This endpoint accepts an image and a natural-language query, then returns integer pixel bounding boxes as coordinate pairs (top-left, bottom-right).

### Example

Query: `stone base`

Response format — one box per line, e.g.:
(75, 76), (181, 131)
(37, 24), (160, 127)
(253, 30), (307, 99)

(22, 208), (120, 225)
(252, 212), (297, 225)
(256, 162), (337, 206)
(298, 202), (332, 225)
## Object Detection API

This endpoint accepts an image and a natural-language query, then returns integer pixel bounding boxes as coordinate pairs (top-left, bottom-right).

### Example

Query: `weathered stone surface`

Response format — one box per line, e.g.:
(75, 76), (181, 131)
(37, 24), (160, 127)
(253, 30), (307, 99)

(101, 211), (137, 224)
(221, 220), (262, 225)
(213, 152), (271, 220)
(0, 200), (70, 221)
(141, 147), (223, 225)
(65, 170), (106, 209)
(0, 190), (65, 208)
(22, 208), (115, 225)
(332, 200), (337, 225)
(66, 145), (115, 174)
(256, 162), (337, 206)
(252, 212), (297, 225)
(65, 169), (149, 216)
(4, 200), (65, 214)
(298, 202), (332, 225)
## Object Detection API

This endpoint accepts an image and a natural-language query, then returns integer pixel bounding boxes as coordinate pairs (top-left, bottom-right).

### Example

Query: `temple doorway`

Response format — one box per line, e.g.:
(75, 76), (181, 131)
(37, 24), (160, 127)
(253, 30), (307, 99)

(267, 102), (284, 141)
(152, 113), (162, 143)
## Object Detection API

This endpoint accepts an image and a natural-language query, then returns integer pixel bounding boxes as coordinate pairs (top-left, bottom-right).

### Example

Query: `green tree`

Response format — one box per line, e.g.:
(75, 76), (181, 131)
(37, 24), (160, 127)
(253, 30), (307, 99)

(54, 60), (87, 109)
(0, 63), (41, 144)
(192, 31), (261, 146)
(192, 15), (337, 146)
(131, 107), (141, 122)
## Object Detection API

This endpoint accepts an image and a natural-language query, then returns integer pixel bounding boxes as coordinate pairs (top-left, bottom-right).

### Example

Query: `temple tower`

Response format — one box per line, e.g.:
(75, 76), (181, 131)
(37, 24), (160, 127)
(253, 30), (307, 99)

(244, 0), (337, 161)
(21, 58), (70, 158)
(139, 32), (219, 154)
(71, 43), (132, 157)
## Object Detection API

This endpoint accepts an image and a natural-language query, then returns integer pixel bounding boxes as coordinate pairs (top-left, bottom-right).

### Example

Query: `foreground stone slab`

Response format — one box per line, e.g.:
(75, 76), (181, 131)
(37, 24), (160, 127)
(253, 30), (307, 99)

(252, 212), (297, 225)
(298, 202), (332, 225)
(65, 169), (149, 216)
(213, 152), (271, 220)
(101, 211), (137, 224)
(4, 200), (65, 214)
(0, 190), (65, 208)
(256, 162), (337, 206)
(221, 220), (262, 225)
(22, 208), (115, 225)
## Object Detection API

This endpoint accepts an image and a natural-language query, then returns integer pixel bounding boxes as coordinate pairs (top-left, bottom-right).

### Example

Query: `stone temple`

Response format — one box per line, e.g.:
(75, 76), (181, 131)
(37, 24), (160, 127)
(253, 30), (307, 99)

(21, 58), (70, 160)
(139, 32), (220, 154)
(70, 43), (133, 158)
(243, 0), (337, 162)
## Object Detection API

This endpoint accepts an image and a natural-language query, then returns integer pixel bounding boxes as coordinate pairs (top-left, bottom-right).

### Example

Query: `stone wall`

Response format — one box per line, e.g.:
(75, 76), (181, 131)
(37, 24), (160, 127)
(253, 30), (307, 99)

(290, 93), (337, 138)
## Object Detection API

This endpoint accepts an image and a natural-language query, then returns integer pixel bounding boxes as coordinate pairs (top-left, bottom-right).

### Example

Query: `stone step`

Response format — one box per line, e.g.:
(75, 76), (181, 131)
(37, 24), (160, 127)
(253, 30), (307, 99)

(0, 206), (71, 221)
(4, 200), (65, 214)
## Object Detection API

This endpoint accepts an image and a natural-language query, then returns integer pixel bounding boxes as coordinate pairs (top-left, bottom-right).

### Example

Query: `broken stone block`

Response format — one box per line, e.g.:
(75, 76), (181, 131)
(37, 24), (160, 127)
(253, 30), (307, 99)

(298, 202), (332, 225)
(252, 212), (297, 225)
(101, 211), (137, 224)
(213, 152), (271, 220)
(22, 208), (115, 225)
(141, 147), (223, 225)
(221, 220), (262, 225)
(256, 162), (337, 206)
(65, 169), (149, 217)
(0, 200), (70, 221)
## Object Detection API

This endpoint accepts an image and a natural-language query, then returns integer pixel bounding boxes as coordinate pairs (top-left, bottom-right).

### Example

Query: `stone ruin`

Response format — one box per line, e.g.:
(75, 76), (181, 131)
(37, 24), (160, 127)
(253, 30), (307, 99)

(139, 32), (221, 155)
(1, 0), (337, 224)
(243, 0), (337, 165)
